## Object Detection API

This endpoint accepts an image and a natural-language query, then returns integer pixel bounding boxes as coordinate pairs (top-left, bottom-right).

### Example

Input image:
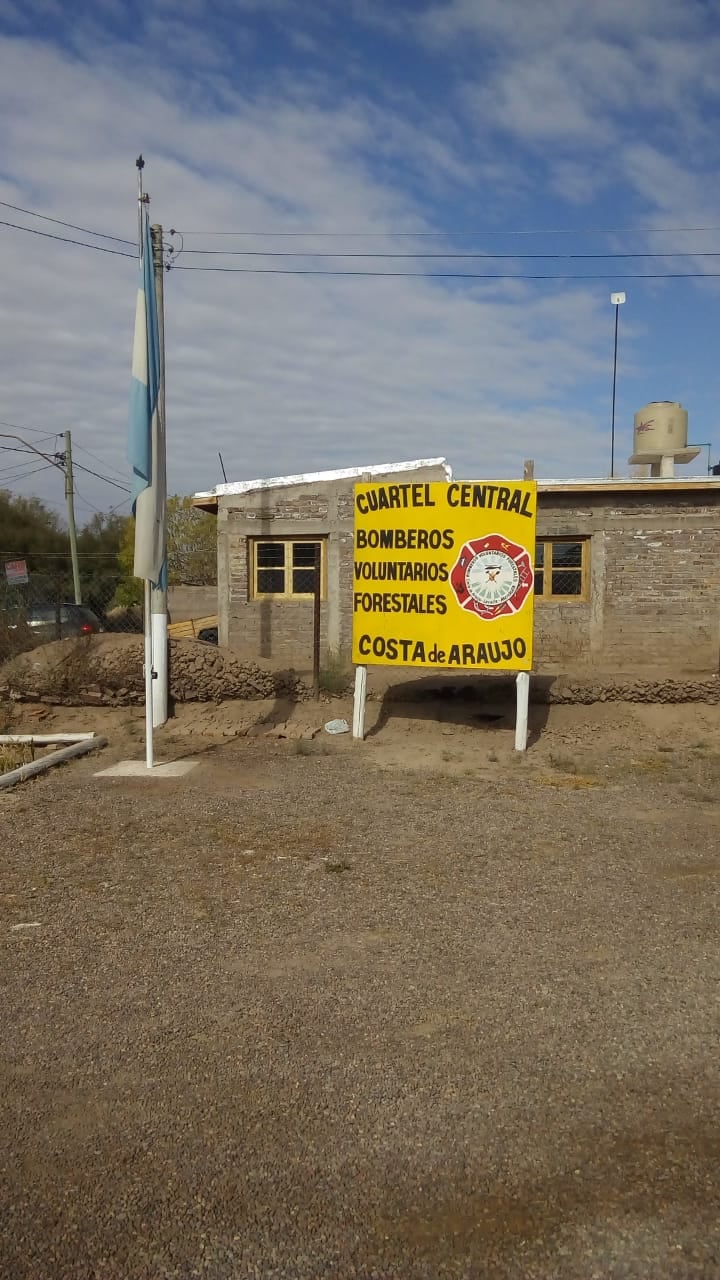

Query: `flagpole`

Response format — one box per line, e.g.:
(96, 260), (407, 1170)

(136, 155), (155, 770)
(150, 223), (168, 729)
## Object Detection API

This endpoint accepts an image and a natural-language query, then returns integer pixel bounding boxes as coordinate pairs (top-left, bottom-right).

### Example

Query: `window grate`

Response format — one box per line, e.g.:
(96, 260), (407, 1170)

(251, 539), (325, 599)
(534, 539), (588, 601)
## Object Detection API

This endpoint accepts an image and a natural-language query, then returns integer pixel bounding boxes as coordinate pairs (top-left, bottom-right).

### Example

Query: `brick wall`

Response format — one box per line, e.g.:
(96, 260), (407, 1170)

(536, 491), (720, 675)
(225, 495), (329, 664)
(219, 465), (447, 666)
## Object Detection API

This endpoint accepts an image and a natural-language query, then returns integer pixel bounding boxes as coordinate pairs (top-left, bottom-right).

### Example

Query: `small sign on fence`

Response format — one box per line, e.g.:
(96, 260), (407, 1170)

(4, 560), (28, 586)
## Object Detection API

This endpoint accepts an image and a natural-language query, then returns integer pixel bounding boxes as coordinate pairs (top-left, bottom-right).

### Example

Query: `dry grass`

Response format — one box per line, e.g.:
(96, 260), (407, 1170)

(535, 773), (602, 790)
(2, 714), (720, 1277)
(548, 752), (578, 774)
(0, 743), (33, 775)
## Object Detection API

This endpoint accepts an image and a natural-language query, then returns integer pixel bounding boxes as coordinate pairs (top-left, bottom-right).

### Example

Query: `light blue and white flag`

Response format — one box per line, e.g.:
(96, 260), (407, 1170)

(129, 211), (165, 584)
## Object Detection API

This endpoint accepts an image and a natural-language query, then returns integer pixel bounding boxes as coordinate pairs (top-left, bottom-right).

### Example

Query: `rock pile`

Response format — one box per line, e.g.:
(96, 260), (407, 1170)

(540, 676), (720, 705)
(0, 635), (307, 706)
(2, 635), (719, 708)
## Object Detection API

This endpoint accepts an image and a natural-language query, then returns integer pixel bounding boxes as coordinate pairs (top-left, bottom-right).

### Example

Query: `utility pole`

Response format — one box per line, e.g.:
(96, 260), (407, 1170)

(63, 431), (82, 604)
(0, 429), (82, 602)
(150, 222), (168, 727)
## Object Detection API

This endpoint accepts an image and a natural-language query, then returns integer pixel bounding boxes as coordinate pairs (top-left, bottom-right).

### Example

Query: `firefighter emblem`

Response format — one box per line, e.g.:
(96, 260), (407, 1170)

(450, 533), (534, 621)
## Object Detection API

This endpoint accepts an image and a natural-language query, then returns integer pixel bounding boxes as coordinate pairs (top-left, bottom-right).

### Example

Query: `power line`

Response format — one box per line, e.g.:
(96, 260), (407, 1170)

(0, 453), (53, 472)
(0, 199), (135, 245)
(171, 265), (720, 280)
(0, 549), (122, 556)
(0, 463), (57, 485)
(73, 441), (132, 483)
(72, 483), (104, 515)
(0, 441), (130, 493)
(0, 444), (48, 458)
(73, 484), (130, 516)
(72, 460), (131, 493)
(174, 223), (720, 238)
(0, 218), (136, 259)
(1, 425), (128, 483)
(0, 419), (60, 440)
(108, 495), (132, 515)
(177, 248), (720, 260)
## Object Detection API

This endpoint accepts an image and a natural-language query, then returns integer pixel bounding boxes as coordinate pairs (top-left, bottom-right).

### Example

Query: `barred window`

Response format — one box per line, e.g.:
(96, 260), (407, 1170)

(250, 539), (325, 599)
(534, 539), (588, 601)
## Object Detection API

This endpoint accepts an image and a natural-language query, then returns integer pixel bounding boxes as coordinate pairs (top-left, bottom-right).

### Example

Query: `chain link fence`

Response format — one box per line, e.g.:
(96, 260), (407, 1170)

(0, 566), (142, 664)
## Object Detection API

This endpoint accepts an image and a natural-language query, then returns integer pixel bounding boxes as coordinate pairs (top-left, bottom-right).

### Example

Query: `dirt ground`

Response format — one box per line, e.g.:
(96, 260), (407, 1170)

(1, 694), (719, 1279)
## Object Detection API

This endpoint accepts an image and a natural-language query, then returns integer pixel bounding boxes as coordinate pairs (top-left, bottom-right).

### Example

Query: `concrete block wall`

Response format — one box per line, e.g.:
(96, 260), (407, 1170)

(167, 585), (218, 622)
(535, 492), (720, 675)
(218, 465), (447, 667)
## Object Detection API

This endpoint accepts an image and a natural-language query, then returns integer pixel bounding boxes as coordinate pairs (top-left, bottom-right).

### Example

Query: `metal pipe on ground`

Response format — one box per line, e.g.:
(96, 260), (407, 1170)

(0, 737), (107, 791)
(0, 734), (96, 745)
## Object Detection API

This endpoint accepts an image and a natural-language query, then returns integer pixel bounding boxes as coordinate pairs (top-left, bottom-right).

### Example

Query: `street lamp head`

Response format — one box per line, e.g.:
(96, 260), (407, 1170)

(611, 291), (626, 305)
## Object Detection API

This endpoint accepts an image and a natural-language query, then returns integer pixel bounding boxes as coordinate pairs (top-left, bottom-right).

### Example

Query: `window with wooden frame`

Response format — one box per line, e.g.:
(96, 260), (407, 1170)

(250, 538), (326, 599)
(534, 538), (589, 601)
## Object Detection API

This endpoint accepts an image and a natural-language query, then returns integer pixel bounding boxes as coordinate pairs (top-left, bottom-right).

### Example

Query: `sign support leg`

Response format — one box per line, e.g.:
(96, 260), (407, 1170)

(352, 665), (367, 740)
(514, 671), (530, 752)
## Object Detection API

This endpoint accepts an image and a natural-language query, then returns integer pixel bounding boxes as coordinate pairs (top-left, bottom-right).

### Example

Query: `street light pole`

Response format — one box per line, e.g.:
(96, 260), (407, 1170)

(610, 291), (626, 478)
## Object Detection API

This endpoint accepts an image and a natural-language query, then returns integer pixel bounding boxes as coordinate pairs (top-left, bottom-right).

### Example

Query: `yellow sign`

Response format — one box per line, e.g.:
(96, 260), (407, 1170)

(352, 480), (537, 671)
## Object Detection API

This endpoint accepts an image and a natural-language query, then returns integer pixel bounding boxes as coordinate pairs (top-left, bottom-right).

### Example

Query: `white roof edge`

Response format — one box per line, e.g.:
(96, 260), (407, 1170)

(195, 457), (451, 499)
(537, 476), (720, 488)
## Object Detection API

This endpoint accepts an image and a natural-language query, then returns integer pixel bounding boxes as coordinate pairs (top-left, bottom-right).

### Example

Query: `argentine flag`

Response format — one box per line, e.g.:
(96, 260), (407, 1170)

(129, 211), (165, 584)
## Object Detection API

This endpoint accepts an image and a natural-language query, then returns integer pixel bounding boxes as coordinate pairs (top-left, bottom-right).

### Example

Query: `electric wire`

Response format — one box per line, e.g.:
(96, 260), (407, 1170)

(0, 199), (135, 245)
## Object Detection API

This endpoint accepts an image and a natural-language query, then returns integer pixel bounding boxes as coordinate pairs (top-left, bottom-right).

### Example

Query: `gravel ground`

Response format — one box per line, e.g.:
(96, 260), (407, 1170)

(1, 704), (719, 1279)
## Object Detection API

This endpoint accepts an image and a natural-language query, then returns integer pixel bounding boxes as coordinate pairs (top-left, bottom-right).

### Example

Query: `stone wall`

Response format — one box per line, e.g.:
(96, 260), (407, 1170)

(535, 491), (720, 676)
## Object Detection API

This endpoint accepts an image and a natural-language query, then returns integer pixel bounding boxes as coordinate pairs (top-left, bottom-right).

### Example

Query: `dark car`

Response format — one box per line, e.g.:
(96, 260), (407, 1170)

(9, 603), (105, 644)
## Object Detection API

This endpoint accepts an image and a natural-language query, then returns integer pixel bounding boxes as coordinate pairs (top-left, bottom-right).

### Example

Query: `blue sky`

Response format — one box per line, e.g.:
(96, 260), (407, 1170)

(1, 0), (719, 517)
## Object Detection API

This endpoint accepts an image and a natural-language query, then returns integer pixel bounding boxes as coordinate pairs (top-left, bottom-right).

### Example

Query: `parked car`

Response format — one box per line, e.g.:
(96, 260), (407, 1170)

(8, 603), (105, 644)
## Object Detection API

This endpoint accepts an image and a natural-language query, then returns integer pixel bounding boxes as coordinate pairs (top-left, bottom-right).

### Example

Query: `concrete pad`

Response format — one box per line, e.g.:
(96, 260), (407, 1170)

(94, 759), (198, 778)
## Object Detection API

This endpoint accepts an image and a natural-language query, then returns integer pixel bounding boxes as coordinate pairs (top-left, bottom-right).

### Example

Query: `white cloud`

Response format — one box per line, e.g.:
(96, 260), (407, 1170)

(0, 26), (672, 520)
(429, 0), (720, 160)
(421, 0), (696, 49)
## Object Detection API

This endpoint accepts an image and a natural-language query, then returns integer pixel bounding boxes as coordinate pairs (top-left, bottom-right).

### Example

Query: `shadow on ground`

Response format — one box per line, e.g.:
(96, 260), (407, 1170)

(367, 673), (551, 746)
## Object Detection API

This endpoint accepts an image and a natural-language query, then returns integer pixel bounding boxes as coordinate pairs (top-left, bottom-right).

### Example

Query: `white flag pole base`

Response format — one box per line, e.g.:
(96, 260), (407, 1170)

(144, 579), (154, 769)
(151, 606), (168, 728)
(353, 665), (367, 740)
(514, 671), (530, 752)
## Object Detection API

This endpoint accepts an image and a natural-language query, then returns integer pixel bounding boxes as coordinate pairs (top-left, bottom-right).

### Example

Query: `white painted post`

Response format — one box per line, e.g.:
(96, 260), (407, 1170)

(514, 671), (530, 751)
(352, 665), (367, 740)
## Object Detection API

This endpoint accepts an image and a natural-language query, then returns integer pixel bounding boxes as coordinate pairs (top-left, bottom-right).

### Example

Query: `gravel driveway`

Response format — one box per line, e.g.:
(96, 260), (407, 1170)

(1, 707), (719, 1278)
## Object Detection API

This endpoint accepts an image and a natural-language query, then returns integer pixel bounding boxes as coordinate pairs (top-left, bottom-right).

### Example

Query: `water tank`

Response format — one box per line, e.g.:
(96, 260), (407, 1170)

(633, 401), (688, 456)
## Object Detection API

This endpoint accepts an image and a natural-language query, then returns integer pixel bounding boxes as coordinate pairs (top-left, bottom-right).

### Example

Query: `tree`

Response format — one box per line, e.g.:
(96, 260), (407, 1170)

(165, 496), (217, 586)
(0, 490), (66, 564)
(0, 490), (127, 615)
(115, 496), (217, 605)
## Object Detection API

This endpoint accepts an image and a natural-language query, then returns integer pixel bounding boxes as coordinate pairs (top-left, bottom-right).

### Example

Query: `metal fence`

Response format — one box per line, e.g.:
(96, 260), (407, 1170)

(0, 570), (142, 664)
